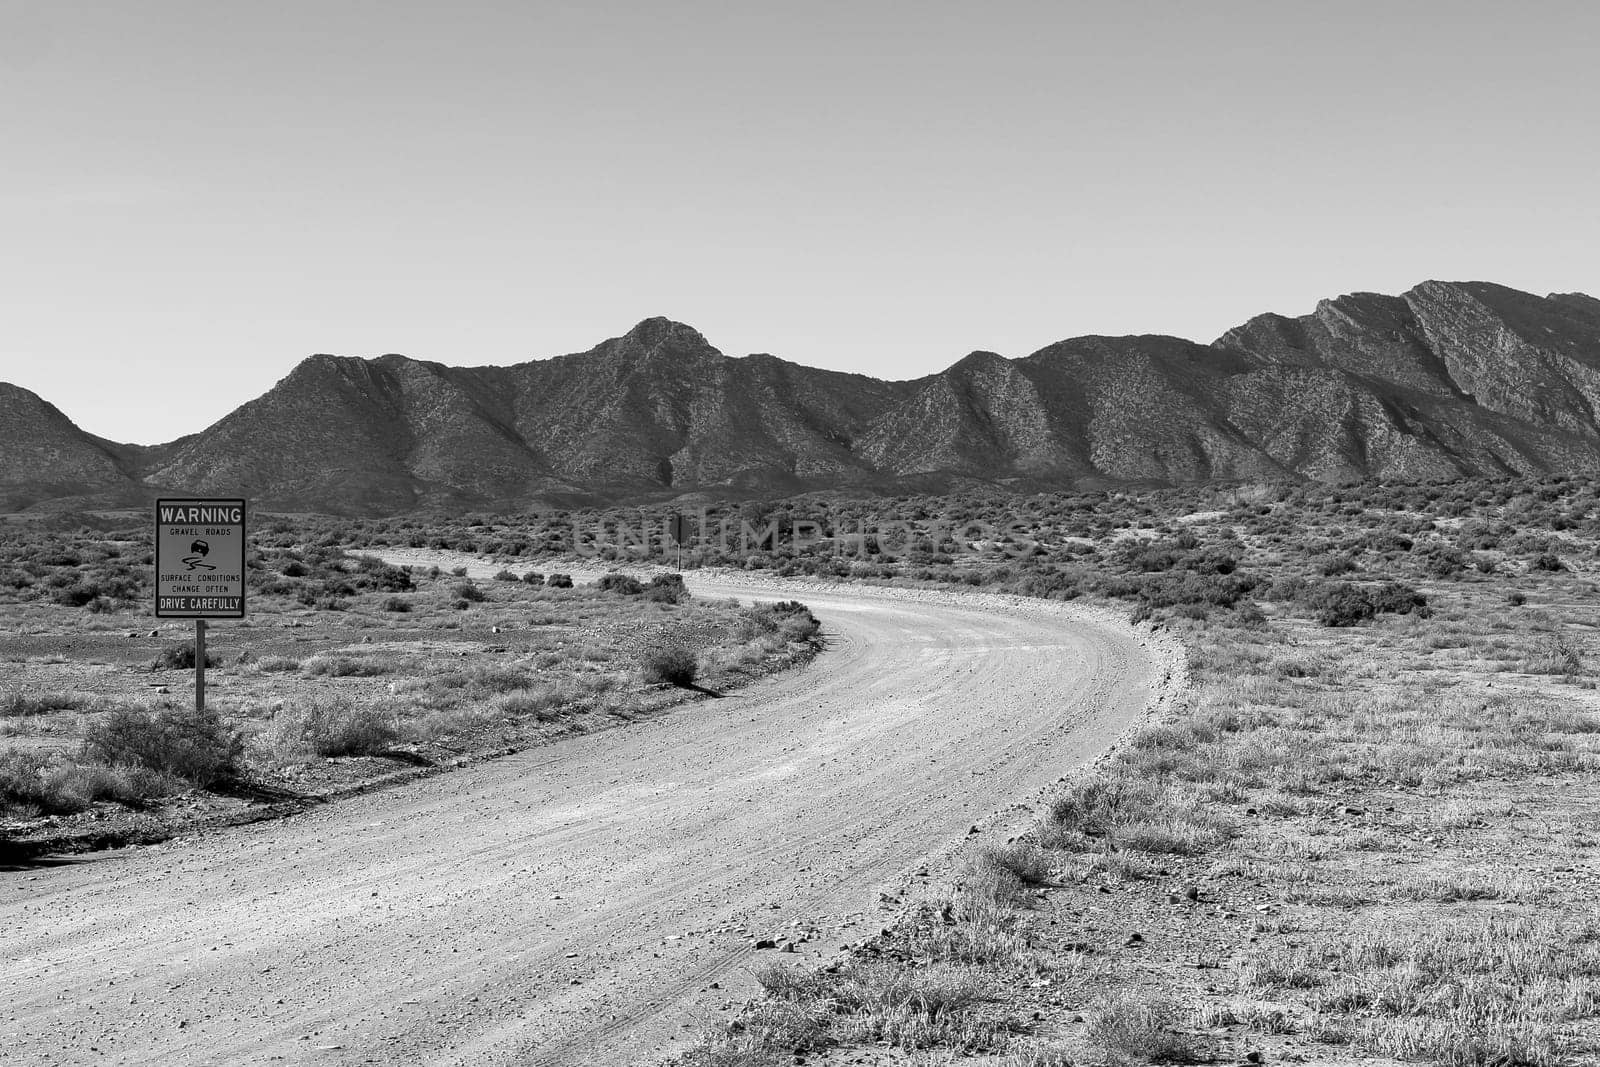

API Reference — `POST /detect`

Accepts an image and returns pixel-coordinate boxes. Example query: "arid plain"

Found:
[3,480,1599,1066]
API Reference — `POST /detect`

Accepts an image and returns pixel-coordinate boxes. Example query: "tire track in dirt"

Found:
[1,568,1170,1066]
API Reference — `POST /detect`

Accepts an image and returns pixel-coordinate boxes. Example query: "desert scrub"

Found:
[0,751,176,815]
[82,704,243,787]
[268,695,398,757]
[740,600,821,642]
[688,959,1000,1062]
[302,653,397,677]
[449,580,487,603]
[645,573,690,604]
[151,642,221,670]
[2,690,93,716]
[640,642,698,686]
[1245,911,1600,1065]
[595,572,645,596]
[1040,776,1234,856]
[1086,993,1195,1064]
[975,841,1054,886]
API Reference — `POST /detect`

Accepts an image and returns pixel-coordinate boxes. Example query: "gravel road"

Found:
[2,569,1169,1066]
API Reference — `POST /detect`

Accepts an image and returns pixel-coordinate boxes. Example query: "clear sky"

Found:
[2,1,1596,444]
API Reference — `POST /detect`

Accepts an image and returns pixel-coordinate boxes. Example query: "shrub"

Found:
[641,643,698,686]
[976,842,1053,885]
[494,569,520,582]
[382,595,412,612]
[0,752,176,815]
[303,654,393,677]
[1087,994,1194,1064]
[1298,580,1428,627]
[546,573,573,588]
[152,642,221,670]
[746,600,821,640]
[1309,583,1378,627]
[597,572,644,595]
[2,691,91,717]
[52,582,104,607]
[450,581,487,603]
[522,571,545,585]
[645,573,689,603]
[272,696,398,757]
[82,704,243,787]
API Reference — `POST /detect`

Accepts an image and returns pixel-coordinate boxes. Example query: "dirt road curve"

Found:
[2,572,1165,1067]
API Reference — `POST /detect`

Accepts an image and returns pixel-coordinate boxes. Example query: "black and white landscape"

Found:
[4,5,1599,1067]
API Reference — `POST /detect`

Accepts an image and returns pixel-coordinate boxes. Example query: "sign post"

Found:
[668,512,691,570]
[154,498,247,710]
[195,620,207,711]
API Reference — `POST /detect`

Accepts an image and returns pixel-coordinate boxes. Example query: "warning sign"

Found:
[154,498,247,618]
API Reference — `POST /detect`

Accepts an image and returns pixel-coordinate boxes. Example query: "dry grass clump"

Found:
[976,841,1054,886]
[1040,776,1234,856]
[687,959,1002,1063]
[2,690,93,716]
[266,695,398,758]
[0,750,178,815]
[492,677,610,721]
[302,653,398,677]
[82,703,243,786]
[740,600,821,642]
[1246,911,1600,1065]
[1086,992,1195,1064]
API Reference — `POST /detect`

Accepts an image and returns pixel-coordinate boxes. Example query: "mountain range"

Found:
[7,280,1600,514]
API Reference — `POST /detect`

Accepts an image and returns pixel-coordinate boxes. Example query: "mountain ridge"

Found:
[7,281,1600,514]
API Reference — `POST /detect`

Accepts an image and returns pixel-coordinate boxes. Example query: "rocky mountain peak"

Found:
[8,280,1600,513]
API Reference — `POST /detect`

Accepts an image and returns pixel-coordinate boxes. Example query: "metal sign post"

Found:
[195,620,207,711]
[668,512,691,570]
[154,498,247,711]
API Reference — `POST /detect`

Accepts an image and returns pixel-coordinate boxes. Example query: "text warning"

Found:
[154,498,247,618]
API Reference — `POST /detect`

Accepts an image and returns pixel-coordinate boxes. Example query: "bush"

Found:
[645,573,689,604]
[0,752,175,815]
[746,600,821,640]
[641,643,698,686]
[82,705,243,787]
[1298,580,1428,627]
[152,642,220,670]
[1307,583,1378,627]
[976,842,1053,885]
[382,595,412,612]
[2,691,90,717]
[303,654,393,677]
[450,581,487,603]
[1087,993,1194,1064]
[522,571,545,586]
[494,569,520,582]
[546,573,573,588]
[273,696,398,757]
[596,572,644,595]
[52,582,104,607]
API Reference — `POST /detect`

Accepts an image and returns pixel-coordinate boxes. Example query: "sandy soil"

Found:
[1,567,1168,1066]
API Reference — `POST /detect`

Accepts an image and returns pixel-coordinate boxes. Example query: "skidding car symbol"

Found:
[182,538,216,572]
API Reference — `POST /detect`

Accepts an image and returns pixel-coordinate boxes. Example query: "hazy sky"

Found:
[3,2,1596,443]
